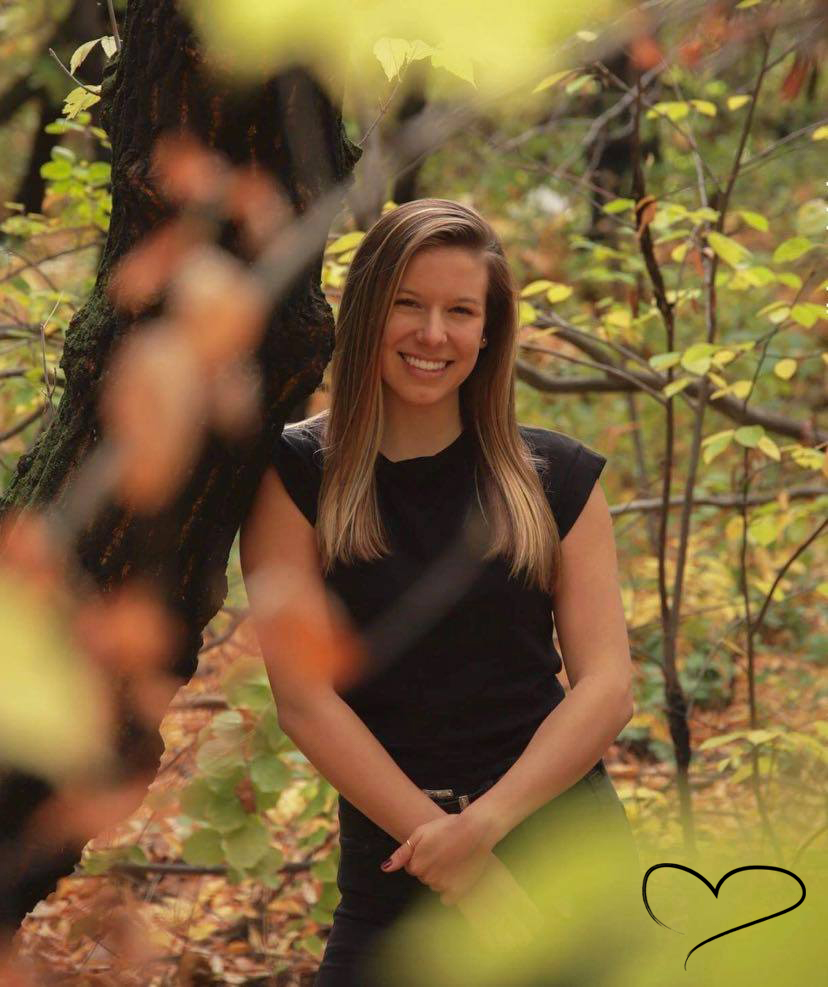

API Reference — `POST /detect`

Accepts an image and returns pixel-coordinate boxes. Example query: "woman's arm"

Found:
[461,479,634,849]
[278,694,449,845]
[240,466,448,846]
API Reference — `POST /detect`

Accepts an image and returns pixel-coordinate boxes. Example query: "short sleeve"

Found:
[521,425,608,541]
[271,426,322,526]
[554,442,607,540]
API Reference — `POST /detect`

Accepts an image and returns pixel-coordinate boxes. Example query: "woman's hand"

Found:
[454,852,545,951]
[379,811,496,905]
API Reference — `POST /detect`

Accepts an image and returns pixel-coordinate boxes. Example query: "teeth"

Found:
[402,353,448,371]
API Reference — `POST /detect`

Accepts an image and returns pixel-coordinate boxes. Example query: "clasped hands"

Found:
[380,808,493,905]
[379,809,544,946]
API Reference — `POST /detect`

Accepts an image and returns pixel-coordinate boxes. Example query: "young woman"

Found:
[241,198,640,986]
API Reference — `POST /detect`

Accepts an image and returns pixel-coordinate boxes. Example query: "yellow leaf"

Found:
[0,572,110,781]
[812,125,828,141]
[532,70,572,93]
[773,358,797,380]
[757,435,781,460]
[326,231,364,254]
[690,99,717,116]
[430,47,476,86]
[520,279,553,297]
[727,94,751,110]
[546,283,573,303]
[70,38,102,75]
[518,301,537,327]
[663,376,692,398]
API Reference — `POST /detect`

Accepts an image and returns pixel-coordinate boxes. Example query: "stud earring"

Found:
[481,335,487,346]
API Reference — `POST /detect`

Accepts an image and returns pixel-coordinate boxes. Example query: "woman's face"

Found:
[380,246,488,411]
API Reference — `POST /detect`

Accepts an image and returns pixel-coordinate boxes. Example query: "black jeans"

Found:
[313,762,641,987]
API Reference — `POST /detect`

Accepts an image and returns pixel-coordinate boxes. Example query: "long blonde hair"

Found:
[298,198,563,595]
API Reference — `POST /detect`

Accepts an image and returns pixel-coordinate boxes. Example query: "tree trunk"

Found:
[0,0,360,933]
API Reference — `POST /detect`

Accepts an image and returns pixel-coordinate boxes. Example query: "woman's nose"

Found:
[418,307,447,342]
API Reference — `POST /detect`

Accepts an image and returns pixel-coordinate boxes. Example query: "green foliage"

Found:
[175,655,338,910]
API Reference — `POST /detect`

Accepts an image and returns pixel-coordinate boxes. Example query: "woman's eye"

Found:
[454,307,473,315]
[395,298,417,307]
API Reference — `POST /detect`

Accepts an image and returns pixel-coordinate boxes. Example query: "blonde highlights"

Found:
[303,198,563,595]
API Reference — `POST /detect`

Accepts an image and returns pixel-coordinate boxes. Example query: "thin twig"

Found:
[106,0,122,51]
[48,48,100,96]
[39,294,62,414]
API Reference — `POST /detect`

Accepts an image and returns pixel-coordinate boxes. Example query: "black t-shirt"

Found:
[270,416,607,792]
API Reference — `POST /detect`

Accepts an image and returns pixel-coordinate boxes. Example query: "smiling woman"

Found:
[241,198,638,987]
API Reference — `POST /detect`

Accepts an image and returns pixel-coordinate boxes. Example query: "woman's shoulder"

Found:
[517,423,608,537]
[518,423,599,469]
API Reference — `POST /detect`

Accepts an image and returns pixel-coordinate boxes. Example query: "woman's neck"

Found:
[379,407,464,462]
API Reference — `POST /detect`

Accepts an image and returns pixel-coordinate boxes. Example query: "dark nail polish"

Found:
[381,858,392,869]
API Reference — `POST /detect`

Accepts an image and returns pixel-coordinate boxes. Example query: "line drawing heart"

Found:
[641,862,806,970]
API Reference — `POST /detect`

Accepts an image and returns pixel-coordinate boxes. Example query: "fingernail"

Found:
[380,858,392,870]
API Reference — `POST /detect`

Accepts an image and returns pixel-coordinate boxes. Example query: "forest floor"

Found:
[11,616,827,986]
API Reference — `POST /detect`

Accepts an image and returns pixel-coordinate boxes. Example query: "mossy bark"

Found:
[0,0,360,930]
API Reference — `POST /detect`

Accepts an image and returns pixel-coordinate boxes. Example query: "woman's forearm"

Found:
[464,675,633,849]
[279,693,448,844]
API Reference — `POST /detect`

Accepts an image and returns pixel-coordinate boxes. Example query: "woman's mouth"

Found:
[399,352,453,376]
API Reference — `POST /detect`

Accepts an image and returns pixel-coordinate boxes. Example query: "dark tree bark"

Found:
[0,0,359,933]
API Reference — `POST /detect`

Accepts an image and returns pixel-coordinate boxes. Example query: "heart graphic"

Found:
[641,863,806,970]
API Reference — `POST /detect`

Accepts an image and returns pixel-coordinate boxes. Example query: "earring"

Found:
[481,335,487,346]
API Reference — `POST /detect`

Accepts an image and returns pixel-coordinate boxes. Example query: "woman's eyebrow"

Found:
[397,288,482,304]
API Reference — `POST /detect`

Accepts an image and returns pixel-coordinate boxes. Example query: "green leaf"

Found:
[706,231,751,268]
[196,736,245,777]
[101,36,118,59]
[250,755,290,792]
[87,162,111,186]
[734,425,764,448]
[772,236,813,264]
[182,827,225,867]
[82,845,148,876]
[222,817,270,870]
[680,343,716,376]
[701,430,734,464]
[663,377,692,398]
[602,198,635,214]
[204,793,248,833]
[790,303,823,329]
[248,846,285,883]
[738,210,768,232]
[179,778,214,820]
[40,160,73,181]
[311,854,338,883]
[649,351,681,372]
